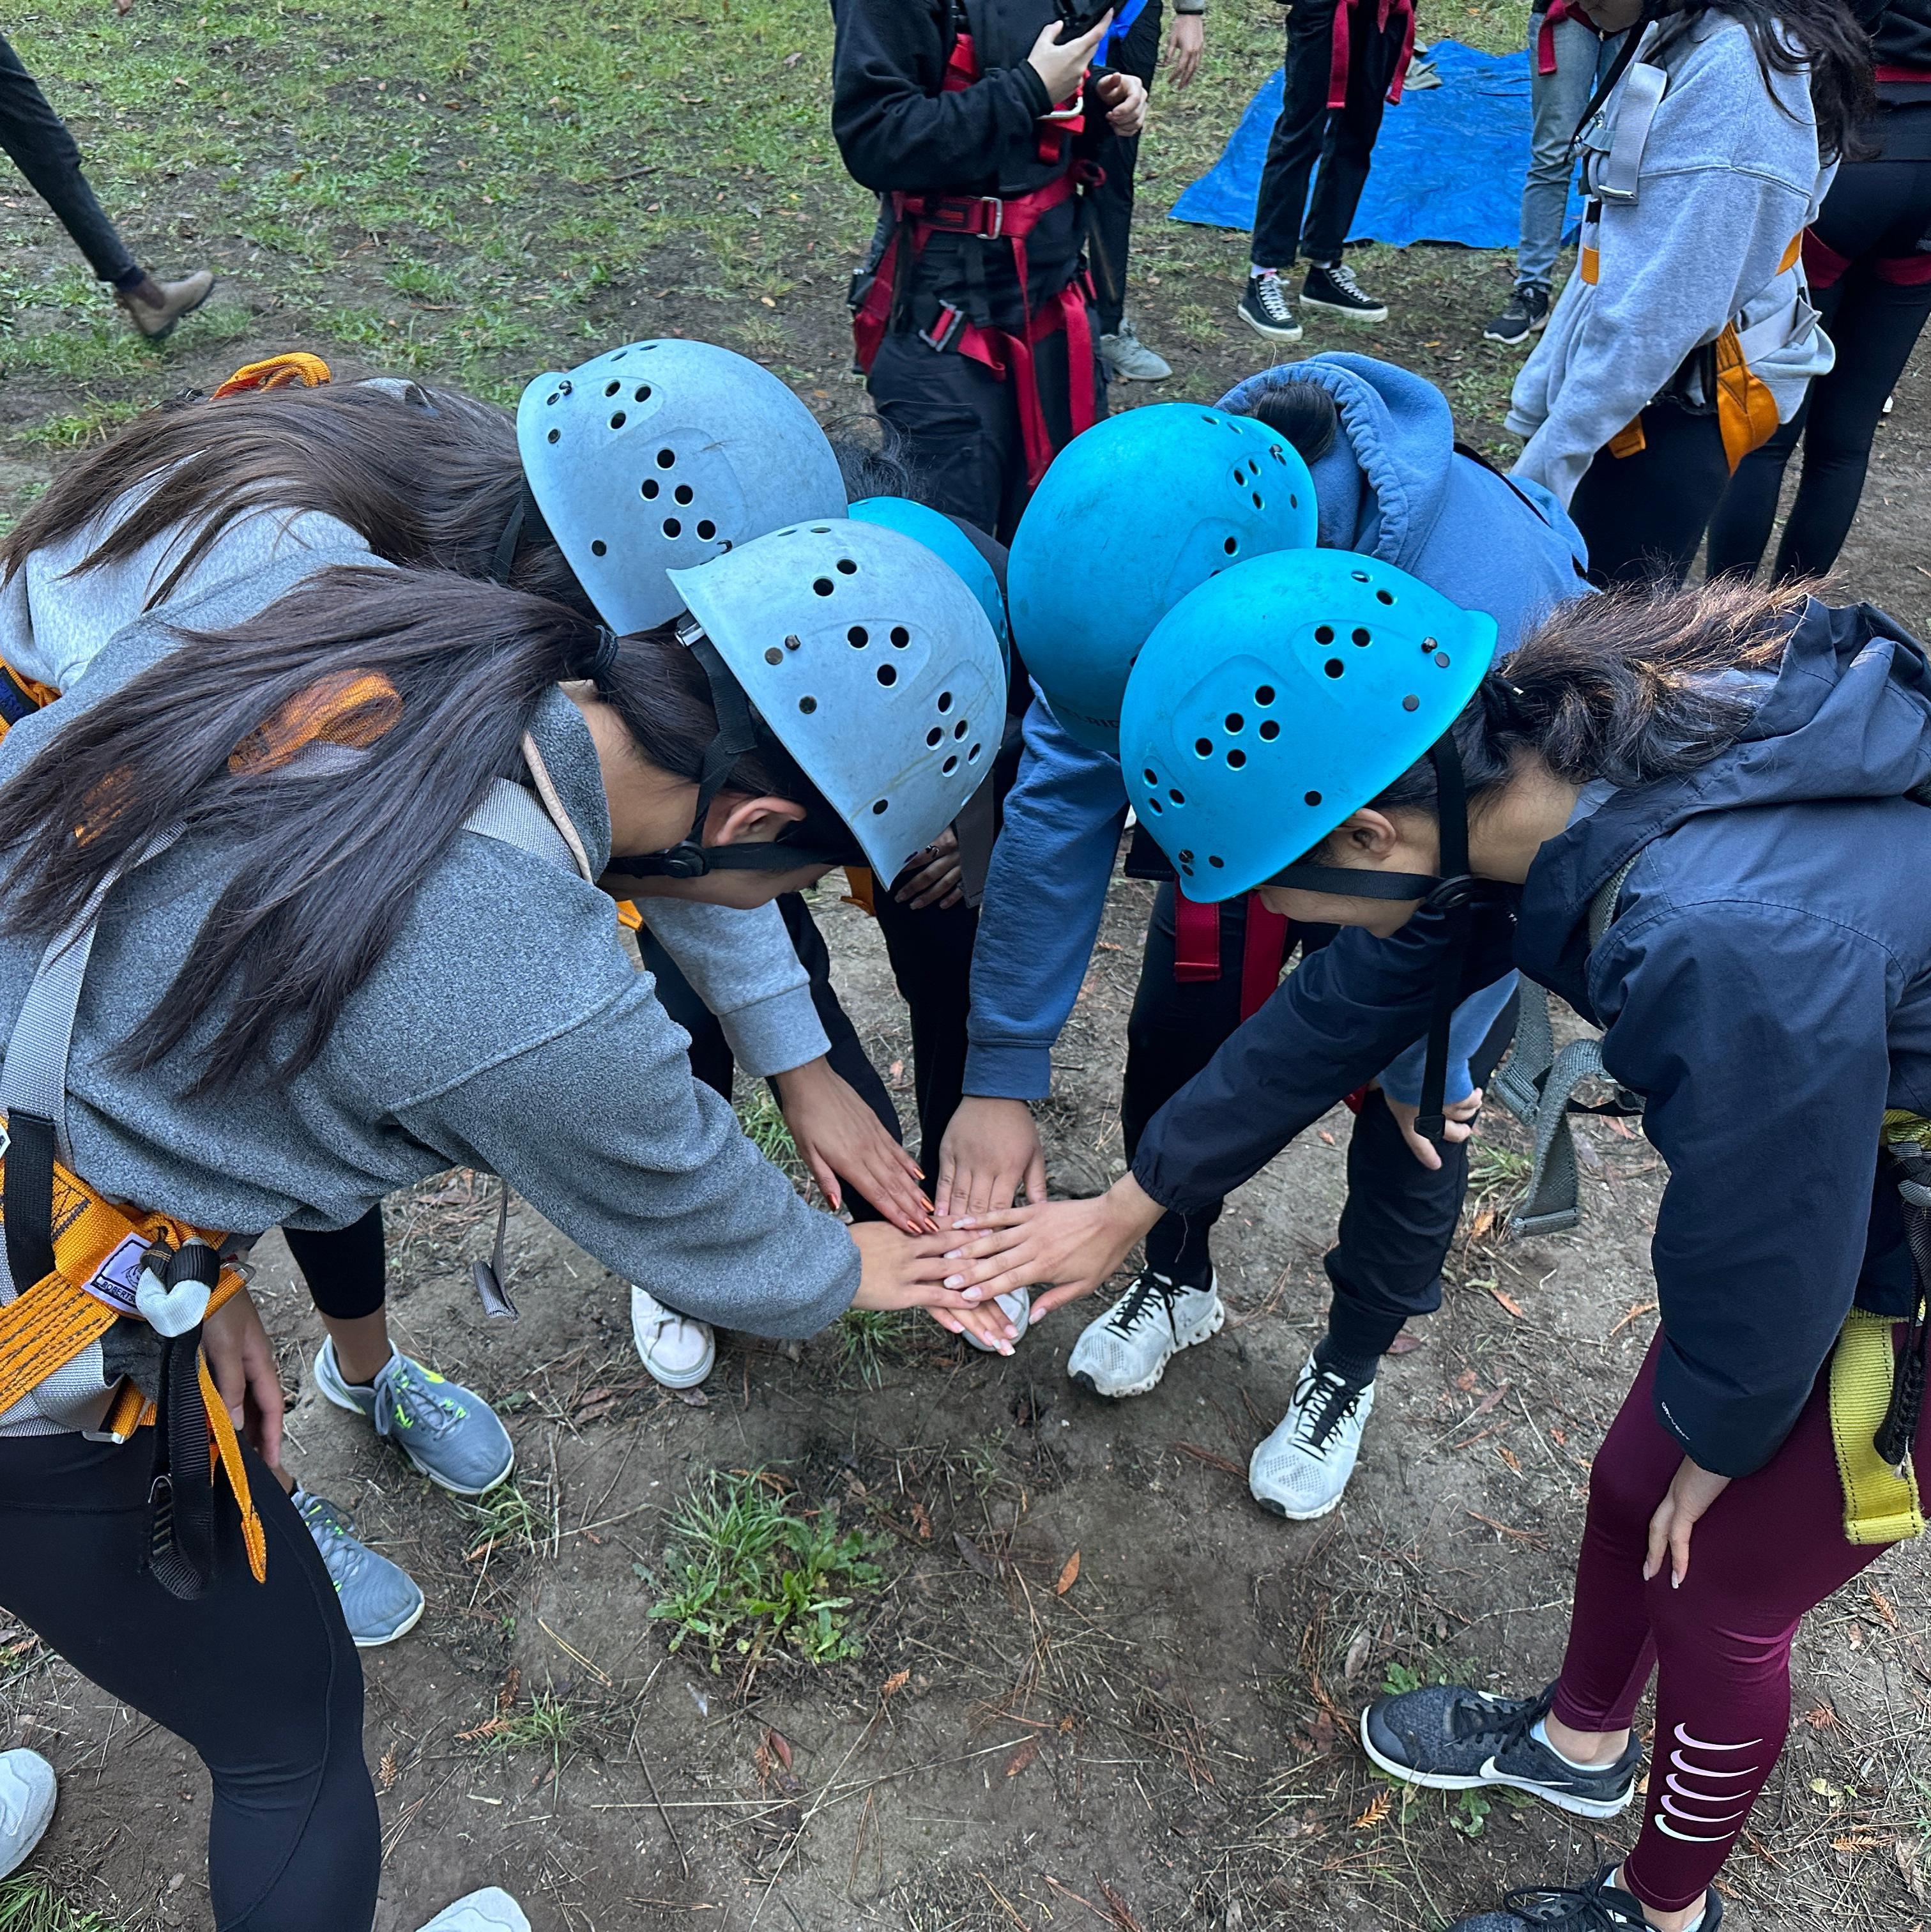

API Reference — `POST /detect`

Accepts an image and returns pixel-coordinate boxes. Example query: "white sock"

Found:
[1608,1866,1704,1932]
[1531,1715,1612,1773]
[1249,263,1281,280]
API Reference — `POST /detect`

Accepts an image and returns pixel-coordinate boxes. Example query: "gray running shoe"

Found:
[294,1488,427,1648]
[1249,1354,1375,1520]
[1099,317,1173,382]
[1067,1269,1222,1398]
[1361,1681,1642,1820]
[0,1751,56,1880]
[415,1888,532,1931]
[316,1339,514,1498]
[1444,1865,1718,1932]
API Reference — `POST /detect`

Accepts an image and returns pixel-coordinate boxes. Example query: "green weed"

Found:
[646,1468,887,1672]
[0,1873,128,1932]
[737,1085,809,1190]
[1450,1790,1493,1837]
[834,1308,908,1388]
[12,400,148,448]
[458,1480,552,1561]
[482,1691,580,1756]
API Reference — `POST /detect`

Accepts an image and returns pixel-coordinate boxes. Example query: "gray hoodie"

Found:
[1507,13,1835,506]
[0,546,863,1345]
[0,494,830,1079]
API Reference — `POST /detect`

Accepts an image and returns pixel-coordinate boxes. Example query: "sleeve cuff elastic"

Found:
[719,985,831,1080]
[963,1039,1054,1101]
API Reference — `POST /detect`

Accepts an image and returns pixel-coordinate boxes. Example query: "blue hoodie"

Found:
[963,353,1589,1106]
[1136,598,1931,1478]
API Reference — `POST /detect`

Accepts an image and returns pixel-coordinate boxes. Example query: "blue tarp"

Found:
[1168,38,1584,250]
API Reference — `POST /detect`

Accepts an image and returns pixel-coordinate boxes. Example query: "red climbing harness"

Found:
[851,32,1101,487]
[1173,887,1294,1023]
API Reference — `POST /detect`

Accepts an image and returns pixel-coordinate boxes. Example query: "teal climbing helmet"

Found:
[849,495,1011,673]
[1118,550,1499,901]
[1007,403,1318,753]
[517,339,846,633]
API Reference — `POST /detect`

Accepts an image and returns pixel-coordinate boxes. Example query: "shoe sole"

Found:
[1237,304,1304,344]
[632,1329,716,1389]
[1300,295,1387,323]
[1106,365,1175,383]
[314,1353,515,1499]
[1069,1299,1226,1400]
[1482,313,1550,346]
[1357,1711,1635,1819]
[1252,1485,1346,1522]
[352,1591,427,1650]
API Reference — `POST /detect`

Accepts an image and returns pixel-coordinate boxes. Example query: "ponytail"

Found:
[0,565,816,1093]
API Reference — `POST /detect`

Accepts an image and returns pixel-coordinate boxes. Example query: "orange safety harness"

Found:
[851,31,1101,489]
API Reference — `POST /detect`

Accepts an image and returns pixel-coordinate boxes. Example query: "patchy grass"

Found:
[457,1479,552,1563]
[480,1690,581,1757]
[0,1874,127,1932]
[646,1467,887,1673]
[736,1083,811,1193]
[833,1307,908,1389]
[10,399,149,448]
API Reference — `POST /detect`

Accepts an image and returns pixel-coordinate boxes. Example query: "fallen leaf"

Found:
[1387,1330,1424,1356]
[1343,1629,1371,1682]
[882,1668,911,1698]
[1550,1425,1569,1447]
[378,1747,397,1791]
[1352,1790,1393,1830]
[1868,1585,1900,1630]
[1488,1285,1525,1318]
[1055,1550,1081,1596]
[1470,1208,1496,1241]
[1470,1383,1508,1419]
[676,1386,710,1408]
[954,1530,1000,1579]
[910,1499,933,1540]
[1318,1130,1337,1146]
[765,1728,793,1772]
[1005,1738,1039,1777]
[1454,1369,1479,1392]
[782,48,803,65]
[1307,1708,1337,1753]
[1497,1445,1523,1475]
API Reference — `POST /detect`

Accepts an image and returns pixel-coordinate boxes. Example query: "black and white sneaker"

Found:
[1360,1682,1642,1820]
[1067,1268,1223,1397]
[1301,259,1387,322]
[1483,284,1551,345]
[1249,1354,1375,1519]
[1237,270,1304,342]
[1443,1866,1719,1932]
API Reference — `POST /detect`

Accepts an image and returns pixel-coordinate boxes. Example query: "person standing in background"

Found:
[1235,0,1417,341]
[1090,0,1206,383]
[1484,2,1628,344]
[1,32,212,338]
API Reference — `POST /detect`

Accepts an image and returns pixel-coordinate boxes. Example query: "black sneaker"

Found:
[1443,1865,1721,1932]
[1237,271,1304,343]
[1301,259,1387,322]
[1360,1682,1641,1819]
[1483,284,1551,346]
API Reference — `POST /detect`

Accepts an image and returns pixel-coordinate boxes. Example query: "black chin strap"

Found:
[611,627,860,878]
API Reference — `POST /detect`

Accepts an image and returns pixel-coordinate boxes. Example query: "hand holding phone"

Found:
[1028,10,1111,102]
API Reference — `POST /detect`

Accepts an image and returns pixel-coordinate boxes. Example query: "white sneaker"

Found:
[415,1890,531,1932]
[1067,1269,1222,1398]
[1099,318,1173,382]
[963,1287,1031,1352]
[630,1285,715,1389]
[0,1750,54,1880]
[1248,1353,1376,1521]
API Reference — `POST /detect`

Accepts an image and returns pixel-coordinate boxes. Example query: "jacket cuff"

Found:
[719,985,831,1080]
[963,1039,1053,1101]
[1014,60,1054,119]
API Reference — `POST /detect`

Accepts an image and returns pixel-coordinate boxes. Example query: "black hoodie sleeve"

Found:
[833,0,1054,193]
[1131,902,1520,1214]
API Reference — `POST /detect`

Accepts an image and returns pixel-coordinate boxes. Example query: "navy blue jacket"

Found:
[1135,599,1931,1476]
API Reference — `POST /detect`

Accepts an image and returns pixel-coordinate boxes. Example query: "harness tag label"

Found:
[84,1233,151,1317]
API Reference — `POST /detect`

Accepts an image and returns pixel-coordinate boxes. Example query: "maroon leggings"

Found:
[1551,1335,1930,1914]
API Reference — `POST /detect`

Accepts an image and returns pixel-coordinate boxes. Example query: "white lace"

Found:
[1320,261,1373,303]
[1249,273,1294,325]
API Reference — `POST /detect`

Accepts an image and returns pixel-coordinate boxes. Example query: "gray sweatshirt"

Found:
[0,494,830,1078]
[0,544,862,1340]
[1507,14,1834,507]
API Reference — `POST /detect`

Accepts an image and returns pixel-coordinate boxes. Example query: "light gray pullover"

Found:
[0,544,864,1340]
[0,496,830,1078]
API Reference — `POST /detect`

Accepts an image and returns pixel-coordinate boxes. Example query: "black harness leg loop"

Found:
[3,1111,57,1296]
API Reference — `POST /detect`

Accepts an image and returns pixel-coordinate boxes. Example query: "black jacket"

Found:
[832,0,1099,330]
[1872,0,1931,72]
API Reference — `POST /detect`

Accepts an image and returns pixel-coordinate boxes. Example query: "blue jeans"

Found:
[1517,10,1624,291]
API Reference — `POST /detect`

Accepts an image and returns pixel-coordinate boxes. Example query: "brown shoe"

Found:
[114,268,216,340]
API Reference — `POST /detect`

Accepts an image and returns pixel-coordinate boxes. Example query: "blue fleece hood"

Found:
[1217,354,1589,652]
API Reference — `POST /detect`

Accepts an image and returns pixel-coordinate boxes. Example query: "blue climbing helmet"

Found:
[849,495,1011,673]
[1118,549,1497,901]
[1007,403,1318,753]
[652,519,1006,884]
[516,339,846,633]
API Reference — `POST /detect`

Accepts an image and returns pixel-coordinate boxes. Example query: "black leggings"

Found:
[1122,884,1517,1372]
[0,32,138,284]
[0,1434,378,1929]
[1568,397,1732,587]
[1706,119,1931,581]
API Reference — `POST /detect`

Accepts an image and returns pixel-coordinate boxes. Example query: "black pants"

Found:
[872,888,977,1192]
[1568,397,1732,588]
[1088,0,1163,336]
[1706,119,1931,582]
[0,32,137,284]
[867,321,1105,543]
[1121,884,1516,1369]
[0,1434,378,1930]
[284,1207,387,1324]
[1250,0,1407,270]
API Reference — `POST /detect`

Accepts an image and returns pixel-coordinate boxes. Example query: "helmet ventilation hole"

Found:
[967,742,982,761]
[929,729,945,747]
[1223,537,1239,555]
[1325,659,1344,678]
[609,413,626,430]
[799,696,818,714]
[663,519,682,539]
[890,625,910,647]
[1305,790,1322,807]
[942,755,959,775]
[1290,493,1299,508]
[641,479,659,499]
[1143,769,1158,785]
[1403,694,1421,711]
[546,428,560,444]
[872,799,889,815]
[590,540,607,556]
[1315,625,1335,645]
[1255,685,1275,705]
[1252,494,1263,510]
[1209,855,1225,869]
[675,484,694,505]
[697,521,716,540]
[848,626,869,648]
[876,665,897,687]
[1194,738,1212,757]
[936,691,953,713]
[1377,588,1394,605]
[1148,796,1164,813]
[953,719,968,739]
[634,384,652,402]
[1352,569,1370,583]
[1353,627,1372,647]
[1260,719,1280,740]
[604,380,621,397]
[813,578,835,597]
[1168,788,1184,805]
[657,448,676,468]
[836,558,859,575]
[1227,749,1247,769]
[1224,712,1244,733]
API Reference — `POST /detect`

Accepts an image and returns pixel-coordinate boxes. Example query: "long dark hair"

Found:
[0,566,816,1093]
[0,383,593,615]
[1366,577,1805,819]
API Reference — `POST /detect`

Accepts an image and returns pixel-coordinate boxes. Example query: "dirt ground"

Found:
[1,0,1930,1926]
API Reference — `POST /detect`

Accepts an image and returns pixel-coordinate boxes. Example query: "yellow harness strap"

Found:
[1831,1310,1926,1545]
[1711,319,1782,472]
[843,865,878,917]
[211,353,333,399]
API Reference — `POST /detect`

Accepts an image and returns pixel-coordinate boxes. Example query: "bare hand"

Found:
[892,826,963,910]
[1095,69,1147,134]
[935,1095,1047,1220]
[201,1287,285,1472]
[1383,1087,1485,1172]
[775,1057,933,1232]
[941,1174,1163,1320]
[1644,1455,1732,1589]
[1163,10,1205,86]
[848,1221,1018,1353]
[1028,12,1110,105]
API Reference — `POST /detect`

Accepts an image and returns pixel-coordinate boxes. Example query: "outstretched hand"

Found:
[775,1057,933,1233]
[936,1095,1048,1220]
[847,1220,1020,1354]
[938,1174,1165,1321]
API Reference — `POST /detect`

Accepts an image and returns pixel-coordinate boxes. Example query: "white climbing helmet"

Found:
[515,339,846,632]
[669,519,1005,882]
